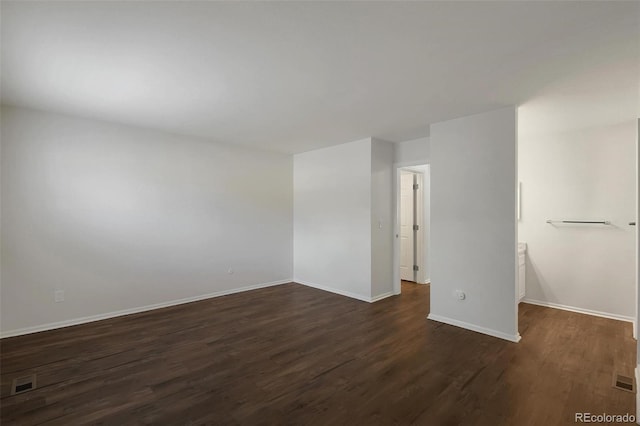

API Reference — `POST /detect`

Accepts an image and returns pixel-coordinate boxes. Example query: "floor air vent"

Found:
[11,374,36,395]
[613,373,635,393]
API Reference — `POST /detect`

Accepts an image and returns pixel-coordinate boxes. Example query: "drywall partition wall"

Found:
[518,116,636,322]
[293,138,373,301]
[0,106,293,336]
[429,107,519,342]
[371,139,395,300]
[394,137,430,166]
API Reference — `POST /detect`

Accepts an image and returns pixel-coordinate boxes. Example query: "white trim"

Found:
[371,292,394,302]
[427,313,521,343]
[415,172,426,285]
[394,159,429,168]
[393,166,402,294]
[636,364,640,425]
[294,279,370,302]
[626,122,637,426]
[522,298,635,325]
[0,279,291,339]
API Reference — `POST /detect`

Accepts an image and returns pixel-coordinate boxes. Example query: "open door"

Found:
[399,171,416,282]
[399,170,426,284]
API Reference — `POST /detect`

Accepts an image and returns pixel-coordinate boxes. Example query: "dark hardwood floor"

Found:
[1,282,635,425]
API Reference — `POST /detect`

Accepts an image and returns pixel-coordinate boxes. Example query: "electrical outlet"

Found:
[54,290,65,303]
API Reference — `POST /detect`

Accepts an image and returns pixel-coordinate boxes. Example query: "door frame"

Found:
[629,119,638,341]
[399,171,425,283]
[393,161,429,294]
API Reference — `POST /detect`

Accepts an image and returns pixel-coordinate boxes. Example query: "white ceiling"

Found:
[1,1,638,154]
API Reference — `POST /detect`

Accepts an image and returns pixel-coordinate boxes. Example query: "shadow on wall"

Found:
[523,254,555,304]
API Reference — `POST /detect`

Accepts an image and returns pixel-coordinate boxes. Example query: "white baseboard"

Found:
[293,279,371,302]
[521,298,635,326]
[0,279,291,339]
[370,292,394,302]
[427,313,521,343]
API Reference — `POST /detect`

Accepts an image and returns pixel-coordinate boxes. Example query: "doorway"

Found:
[394,164,430,294]
[517,112,638,346]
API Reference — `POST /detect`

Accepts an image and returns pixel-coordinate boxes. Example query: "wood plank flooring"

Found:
[0,282,636,425]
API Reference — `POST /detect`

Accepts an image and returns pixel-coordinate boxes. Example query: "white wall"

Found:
[394,137,430,165]
[0,106,293,336]
[293,137,394,302]
[428,107,519,342]
[293,139,373,301]
[518,115,636,321]
[371,139,395,300]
